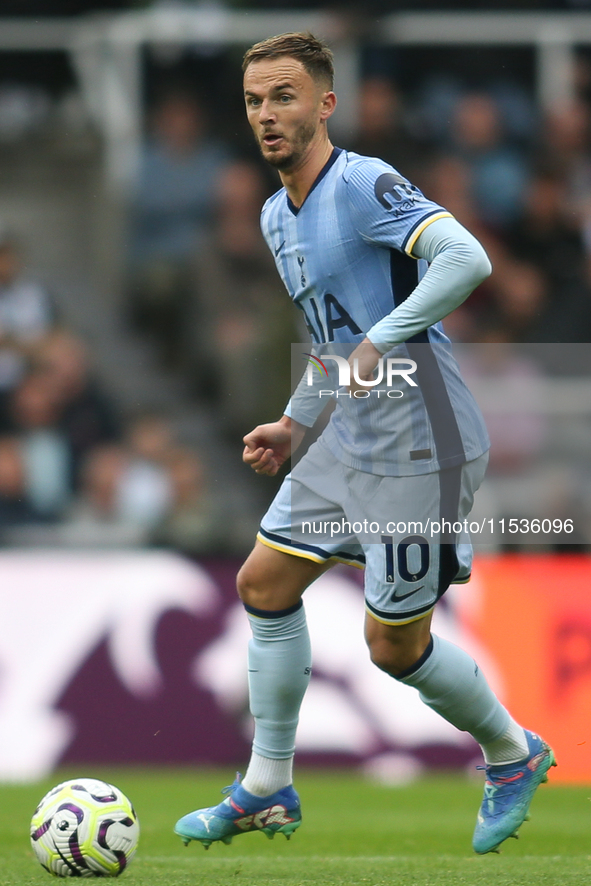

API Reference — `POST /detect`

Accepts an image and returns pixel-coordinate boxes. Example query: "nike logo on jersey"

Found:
[390,585,424,602]
[274,240,285,256]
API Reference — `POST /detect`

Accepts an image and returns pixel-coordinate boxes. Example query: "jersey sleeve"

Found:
[365,216,492,350]
[259,197,274,252]
[344,158,452,257]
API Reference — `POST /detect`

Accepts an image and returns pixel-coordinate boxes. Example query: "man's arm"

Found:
[243,414,307,476]
[367,215,491,350]
[349,216,491,384]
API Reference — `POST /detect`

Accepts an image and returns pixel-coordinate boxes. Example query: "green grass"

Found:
[2,768,590,885]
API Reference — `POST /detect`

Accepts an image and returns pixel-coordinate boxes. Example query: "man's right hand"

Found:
[243,415,307,476]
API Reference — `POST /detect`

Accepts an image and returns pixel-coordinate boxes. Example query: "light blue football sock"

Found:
[397,633,511,744]
[244,602,312,761]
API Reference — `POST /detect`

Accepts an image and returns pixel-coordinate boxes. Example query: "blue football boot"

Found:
[472,730,557,854]
[174,773,302,849]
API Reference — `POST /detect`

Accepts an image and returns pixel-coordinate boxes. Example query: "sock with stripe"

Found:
[397,633,528,762]
[241,602,311,797]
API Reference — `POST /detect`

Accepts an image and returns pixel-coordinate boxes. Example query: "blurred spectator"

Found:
[448,92,529,228]
[115,413,174,528]
[459,341,547,475]
[421,154,483,235]
[0,227,55,393]
[421,129,591,343]
[31,330,121,488]
[189,159,300,438]
[539,98,591,186]
[65,444,147,547]
[0,435,36,527]
[127,91,230,366]
[480,260,547,342]
[0,329,122,532]
[150,446,226,556]
[76,444,127,522]
[460,341,584,548]
[350,76,430,181]
[539,99,591,282]
[69,414,223,553]
[67,418,173,542]
[504,163,591,341]
[8,369,71,520]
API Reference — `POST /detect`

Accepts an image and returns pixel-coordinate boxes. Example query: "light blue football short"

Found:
[258,438,488,624]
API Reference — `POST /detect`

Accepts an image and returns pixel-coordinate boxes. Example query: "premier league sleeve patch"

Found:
[344,158,451,254]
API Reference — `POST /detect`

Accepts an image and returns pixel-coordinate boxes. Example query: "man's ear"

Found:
[320,91,337,122]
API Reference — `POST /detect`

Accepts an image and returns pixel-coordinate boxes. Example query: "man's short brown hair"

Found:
[242,32,334,90]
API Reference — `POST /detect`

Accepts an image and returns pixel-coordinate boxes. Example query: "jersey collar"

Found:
[286,146,343,216]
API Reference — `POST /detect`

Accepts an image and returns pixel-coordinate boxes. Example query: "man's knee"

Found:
[236,559,264,607]
[365,617,432,677]
[236,543,315,611]
[367,636,393,674]
[367,635,419,676]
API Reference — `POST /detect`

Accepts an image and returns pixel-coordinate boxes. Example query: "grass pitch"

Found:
[1,768,589,886]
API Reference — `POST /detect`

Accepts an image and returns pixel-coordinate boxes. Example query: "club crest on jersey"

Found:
[297,254,306,286]
[374,172,419,214]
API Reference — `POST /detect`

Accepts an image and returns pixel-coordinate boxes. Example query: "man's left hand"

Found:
[347,338,382,395]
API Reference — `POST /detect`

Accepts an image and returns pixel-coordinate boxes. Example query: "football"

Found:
[30,778,139,877]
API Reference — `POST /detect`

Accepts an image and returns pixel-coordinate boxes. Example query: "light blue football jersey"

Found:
[260,147,489,476]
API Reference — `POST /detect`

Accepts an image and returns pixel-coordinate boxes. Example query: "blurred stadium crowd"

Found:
[1,3,591,553]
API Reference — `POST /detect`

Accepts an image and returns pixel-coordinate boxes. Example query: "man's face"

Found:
[243,57,329,170]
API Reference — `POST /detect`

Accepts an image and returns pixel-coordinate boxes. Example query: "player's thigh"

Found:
[359,455,488,625]
[237,539,333,611]
[363,534,449,625]
[257,440,365,572]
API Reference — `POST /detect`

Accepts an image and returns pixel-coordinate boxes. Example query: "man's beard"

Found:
[259,119,317,169]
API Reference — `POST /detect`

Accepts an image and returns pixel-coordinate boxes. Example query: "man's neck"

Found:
[279,138,334,208]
